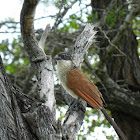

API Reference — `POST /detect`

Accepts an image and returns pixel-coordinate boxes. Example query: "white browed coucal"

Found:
[55,53,127,140]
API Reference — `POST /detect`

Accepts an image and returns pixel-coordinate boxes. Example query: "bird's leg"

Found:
[67,98,80,114]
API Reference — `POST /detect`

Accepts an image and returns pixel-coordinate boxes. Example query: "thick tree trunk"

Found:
[107,28,140,140]
[91,0,140,139]
[0,56,35,140]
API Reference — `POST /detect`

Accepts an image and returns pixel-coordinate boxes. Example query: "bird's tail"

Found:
[101,107,127,140]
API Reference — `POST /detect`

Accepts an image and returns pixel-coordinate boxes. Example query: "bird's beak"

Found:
[54,55,59,61]
[54,55,61,60]
[54,55,60,64]
[53,55,59,65]
[54,55,59,62]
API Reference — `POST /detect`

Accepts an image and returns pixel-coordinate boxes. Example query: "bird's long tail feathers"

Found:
[101,107,127,140]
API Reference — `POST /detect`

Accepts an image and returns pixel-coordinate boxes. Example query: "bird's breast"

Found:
[57,66,78,99]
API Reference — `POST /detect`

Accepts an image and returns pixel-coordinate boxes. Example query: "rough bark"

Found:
[0,59,58,139]
[20,0,57,139]
[0,56,33,140]
[91,0,140,139]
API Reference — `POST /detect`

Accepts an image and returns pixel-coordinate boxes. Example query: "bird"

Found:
[55,53,127,140]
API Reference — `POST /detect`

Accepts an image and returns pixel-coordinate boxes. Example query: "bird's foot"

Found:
[67,98,80,115]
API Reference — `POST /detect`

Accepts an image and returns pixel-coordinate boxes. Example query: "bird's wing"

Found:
[66,69,105,109]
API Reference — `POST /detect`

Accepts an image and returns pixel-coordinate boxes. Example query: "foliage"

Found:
[132,18,140,55]
[106,6,127,28]
[61,14,81,32]
[0,37,29,76]
[87,13,98,23]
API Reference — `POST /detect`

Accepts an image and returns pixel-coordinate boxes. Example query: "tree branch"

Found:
[38,24,51,50]
[84,56,140,119]
[97,67,140,119]
[20,0,46,62]
[95,0,116,27]
[104,0,140,61]
[20,0,55,111]
[61,24,97,139]
[72,23,97,67]
[53,0,78,29]
[20,0,56,138]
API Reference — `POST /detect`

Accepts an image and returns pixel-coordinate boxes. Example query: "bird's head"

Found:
[54,53,74,72]
[54,53,72,61]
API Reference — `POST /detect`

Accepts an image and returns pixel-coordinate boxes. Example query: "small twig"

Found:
[0,31,20,34]
[95,0,116,27]
[38,24,51,50]
[53,0,78,29]
[99,27,126,56]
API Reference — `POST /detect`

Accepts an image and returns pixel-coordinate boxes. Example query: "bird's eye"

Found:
[61,55,65,59]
